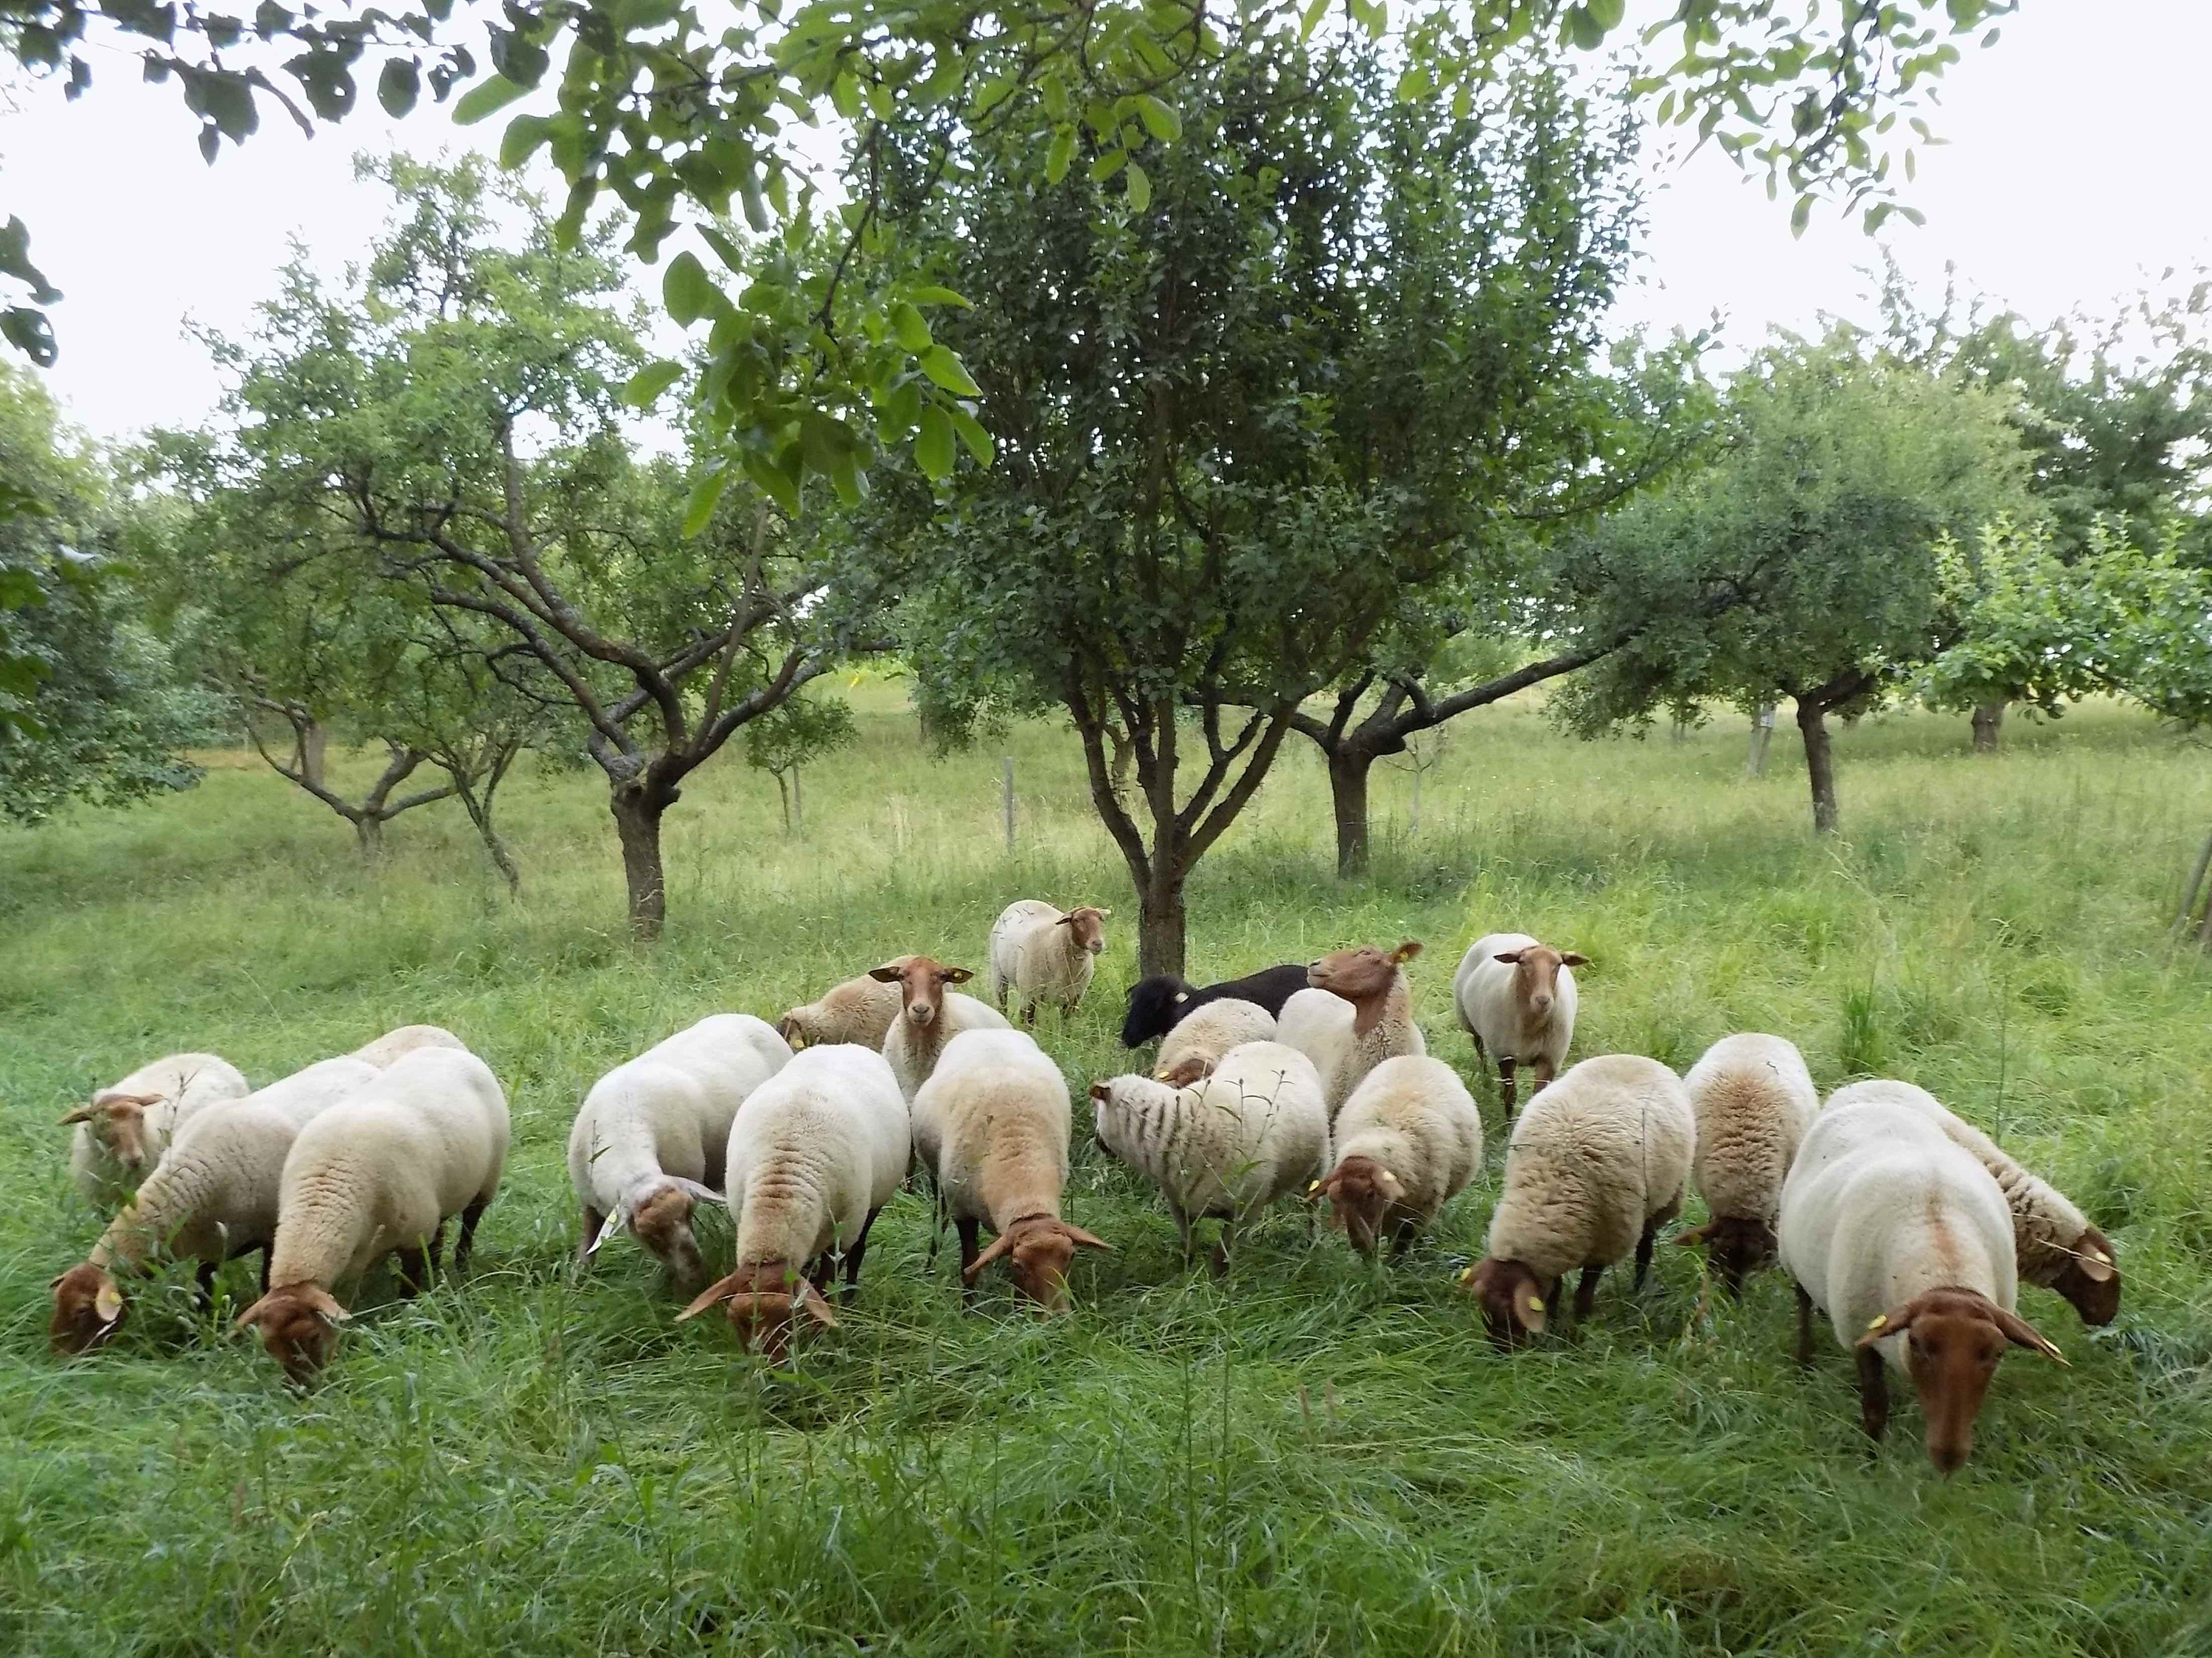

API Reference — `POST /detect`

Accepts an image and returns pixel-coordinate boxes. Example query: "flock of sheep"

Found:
[46,897,2118,1472]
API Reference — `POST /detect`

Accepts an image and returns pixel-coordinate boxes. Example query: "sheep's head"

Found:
[1308,1156,1407,1256]
[2048,1225,2121,1326]
[58,1092,165,1177]
[234,1283,351,1384]
[1056,906,1112,957]
[1858,1286,2065,1474]
[629,1182,709,1285]
[1308,941,1422,1034]
[964,1213,1112,1312]
[1673,1215,1778,1298]
[1119,975,1192,1048]
[872,957,973,1029]
[1490,943,1587,1023]
[1461,1257,1554,1349]
[677,1261,838,1362]
[776,1012,814,1050]
[49,1262,126,1355]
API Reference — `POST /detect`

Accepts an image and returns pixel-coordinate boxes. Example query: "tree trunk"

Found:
[1138,868,1187,980]
[611,783,671,941]
[1971,701,2006,754]
[1329,745,1375,879]
[353,814,384,863]
[1796,697,1839,835]
[1107,725,1133,801]
[456,785,522,897]
[299,718,328,790]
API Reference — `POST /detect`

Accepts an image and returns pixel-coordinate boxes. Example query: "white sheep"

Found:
[232,1046,509,1382]
[986,899,1111,1024]
[1452,933,1585,1117]
[1779,1090,2067,1471]
[1829,1078,2120,1327]
[49,1055,381,1354]
[676,1044,910,1359]
[349,1025,467,1067]
[568,1014,793,1283]
[1311,1055,1484,1258]
[777,958,917,1051]
[1088,1039,1326,1269]
[1462,1053,1694,1345]
[913,1028,1110,1309]
[62,1052,251,1211]
[875,955,1012,1101]
[1276,941,1427,1117]
[1673,1034,1818,1296]
[1152,998,1277,1087]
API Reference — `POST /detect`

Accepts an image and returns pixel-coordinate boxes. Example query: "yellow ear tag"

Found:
[1526,1295,1544,1312]
[1307,1180,1323,1194]
[94,1284,123,1323]
[1867,1314,1888,1331]
[2093,1251,2111,1264]
[1458,1267,1475,1284]
[1381,1168,1397,1182]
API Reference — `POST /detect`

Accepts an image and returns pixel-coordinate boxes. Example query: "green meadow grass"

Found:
[4,687,2211,1657]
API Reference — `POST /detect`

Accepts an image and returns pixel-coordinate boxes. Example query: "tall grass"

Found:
[4,690,2211,1657]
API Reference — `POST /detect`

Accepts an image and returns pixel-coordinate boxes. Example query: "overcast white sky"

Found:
[4,3,2208,443]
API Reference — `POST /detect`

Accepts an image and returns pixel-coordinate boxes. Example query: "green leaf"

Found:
[1586,0,1625,29]
[499,114,549,170]
[1789,193,1812,238]
[1124,162,1151,214]
[1133,95,1180,143]
[378,58,420,119]
[1,307,58,366]
[946,403,993,467]
[908,285,970,309]
[623,360,687,408]
[663,251,722,326]
[919,346,981,397]
[683,464,732,536]
[699,225,747,274]
[915,405,955,481]
[453,76,530,126]
[891,302,932,354]
[742,450,800,515]
[1045,125,1075,185]
[1089,148,1127,184]
[1299,0,1329,41]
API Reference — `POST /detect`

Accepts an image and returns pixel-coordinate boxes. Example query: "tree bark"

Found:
[1138,868,1187,980]
[454,784,522,896]
[611,781,672,941]
[1329,745,1377,879]
[1796,697,1839,835]
[1971,701,2006,754]
[353,815,384,862]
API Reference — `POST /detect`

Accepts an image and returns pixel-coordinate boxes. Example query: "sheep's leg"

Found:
[1855,1346,1890,1443]
[195,1258,219,1312]
[426,1221,446,1275]
[258,1245,273,1298]
[1573,1265,1603,1322]
[1634,1216,1660,1290]
[807,1255,835,1295]
[1792,1281,1815,1368]
[1022,1001,1037,1028]
[577,1205,605,1270]
[957,1217,981,1308]
[1470,1031,1486,1064]
[395,1245,431,1299]
[1389,1219,1419,1259]
[1532,1057,1557,1098]
[1172,1208,1195,1270]
[1498,1057,1518,1118]
[1210,1221,1234,1278]
[454,1195,488,1273]
[842,1208,881,1298]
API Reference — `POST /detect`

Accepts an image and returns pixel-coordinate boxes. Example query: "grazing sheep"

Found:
[1779,1090,2066,1472]
[777,958,918,1051]
[1452,933,1585,1117]
[914,1028,1110,1309]
[1152,998,1276,1087]
[1276,941,1427,1116]
[50,1056,380,1354]
[232,1048,509,1383]
[1463,1053,1694,1347]
[62,1053,251,1212]
[1088,1039,1326,1269]
[1119,964,1312,1049]
[1311,1056,1483,1258]
[677,1044,910,1360]
[349,1025,467,1067]
[1829,1079,2120,1327]
[876,955,1012,1101]
[1674,1034,1819,1296]
[987,899,1111,1023]
[568,1014,793,1283]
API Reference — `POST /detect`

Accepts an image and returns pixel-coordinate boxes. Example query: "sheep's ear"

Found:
[1492,951,1523,965]
[801,1282,841,1328]
[585,1207,627,1255]
[1674,1222,1713,1248]
[866,966,904,983]
[1392,941,1422,963]
[676,1270,748,1322]
[57,1104,98,1126]
[300,1287,351,1326]
[1992,1306,2067,1365]
[233,1295,274,1332]
[944,967,973,984]
[1558,952,1589,968]
[1054,914,1077,927]
[94,1283,124,1324]
[963,1230,1018,1283]
[1854,1303,1916,1348]
[2076,1236,2118,1283]
[1375,1167,1407,1202]
[1088,1081,1112,1105]
[668,1177,723,1206]
[1094,908,1112,919]
[1517,1285,1548,1333]
[776,1017,804,1045]
[1062,1224,1113,1253]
